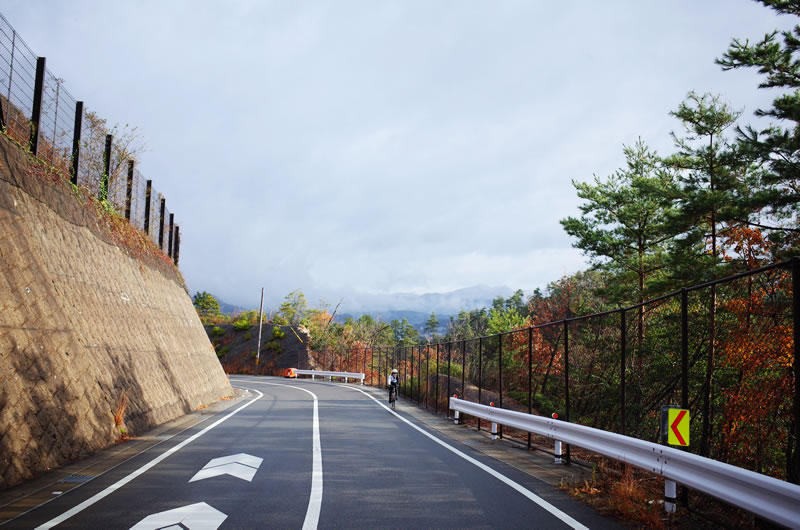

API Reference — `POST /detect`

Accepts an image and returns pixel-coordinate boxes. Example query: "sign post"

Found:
[661,405,690,513]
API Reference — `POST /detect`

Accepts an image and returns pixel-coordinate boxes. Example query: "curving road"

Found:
[5,376,620,529]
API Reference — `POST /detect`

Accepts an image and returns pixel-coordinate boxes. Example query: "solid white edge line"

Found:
[34,388,264,530]
[233,379,322,530]
[346,385,590,530]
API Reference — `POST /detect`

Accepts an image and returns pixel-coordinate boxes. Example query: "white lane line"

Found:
[347,386,590,530]
[34,388,264,530]
[235,380,322,530]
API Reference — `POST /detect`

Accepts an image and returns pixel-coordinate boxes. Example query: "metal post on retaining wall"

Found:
[125,160,134,221]
[621,308,627,436]
[167,213,175,258]
[478,337,483,431]
[70,101,83,184]
[173,227,180,265]
[425,346,430,409]
[143,180,152,234]
[158,197,166,250]
[564,318,571,464]
[30,57,45,155]
[417,346,421,403]
[101,134,112,201]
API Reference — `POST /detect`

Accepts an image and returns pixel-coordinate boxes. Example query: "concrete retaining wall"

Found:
[0,135,232,489]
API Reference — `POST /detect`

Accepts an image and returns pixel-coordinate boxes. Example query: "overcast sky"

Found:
[4,1,795,312]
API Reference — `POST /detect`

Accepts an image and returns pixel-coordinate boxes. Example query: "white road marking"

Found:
[129,501,226,529]
[188,453,263,482]
[34,389,263,530]
[233,380,322,530]
[347,386,590,530]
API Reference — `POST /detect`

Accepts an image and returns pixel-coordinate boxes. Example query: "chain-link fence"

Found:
[314,259,799,485]
[0,13,180,263]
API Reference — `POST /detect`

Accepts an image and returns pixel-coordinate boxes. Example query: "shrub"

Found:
[210,326,226,338]
[264,340,283,353]
[243,331,252,340]
[272,326,286,339]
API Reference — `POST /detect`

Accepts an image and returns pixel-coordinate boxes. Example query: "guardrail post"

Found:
[491,422,498,441]
[70,101,83,184]
[554,440,563,464]
[30,57,45,155]
[664,479,677,513]
[125,160,134,221]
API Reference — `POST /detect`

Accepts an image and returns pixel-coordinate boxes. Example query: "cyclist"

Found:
[387,368,399,404]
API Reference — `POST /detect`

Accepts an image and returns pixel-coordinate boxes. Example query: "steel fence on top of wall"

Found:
[0,12,180,264]
[312,259,799,487]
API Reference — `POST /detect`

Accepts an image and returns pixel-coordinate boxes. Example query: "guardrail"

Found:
[294,369,365,384]
[449,397,800,527]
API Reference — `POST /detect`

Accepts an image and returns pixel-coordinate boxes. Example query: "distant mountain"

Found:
[217,297,247,315]
[335,284,514,333]
[342,285,514,315]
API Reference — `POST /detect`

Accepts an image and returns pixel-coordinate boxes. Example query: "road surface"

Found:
[4,375,620,529]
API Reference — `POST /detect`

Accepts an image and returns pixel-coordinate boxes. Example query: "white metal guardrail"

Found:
[449,398,800,527]
[293,369,365,384]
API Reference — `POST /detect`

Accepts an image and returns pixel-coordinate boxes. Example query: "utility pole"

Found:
[255,288,264,366]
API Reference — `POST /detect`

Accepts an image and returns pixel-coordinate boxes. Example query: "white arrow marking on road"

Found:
[129,502,227,529]
[189,453,263,482]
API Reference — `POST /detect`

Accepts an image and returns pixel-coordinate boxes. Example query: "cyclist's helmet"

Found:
[391,368,398,374]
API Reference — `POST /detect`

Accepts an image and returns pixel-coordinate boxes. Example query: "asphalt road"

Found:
[5,376,620,529]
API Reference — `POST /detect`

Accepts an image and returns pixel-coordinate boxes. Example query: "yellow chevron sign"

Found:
[667,408,690,446]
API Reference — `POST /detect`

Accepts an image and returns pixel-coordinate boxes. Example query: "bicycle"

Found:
[388,383,398,410]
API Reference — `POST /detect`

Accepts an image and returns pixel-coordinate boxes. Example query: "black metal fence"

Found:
[0,13,180,262]
[314,258,799,485]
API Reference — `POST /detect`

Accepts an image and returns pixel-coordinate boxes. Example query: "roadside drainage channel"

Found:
[0,389,248,525]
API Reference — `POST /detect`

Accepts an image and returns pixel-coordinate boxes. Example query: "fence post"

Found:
[370,348,374,386]
[791,258,800,484]
[425,346,430,409]
[168,213,175,258]
[143,180,152,234]
[70,101,83,184]
[435,344,440,414]
[621,309,627,436]
[447,342,452,419]
[417,346,421,403]
[158,197,166,250]
[498,333,503,438]
[564,318,571,464]
[30,57,46,155]
[101,134,112,201]
[478,337,483,431]
[528,327,533,449]
[125,160,134,221]
[173,226,180,265]
[50,78,60,150]
[461,340,466,400]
